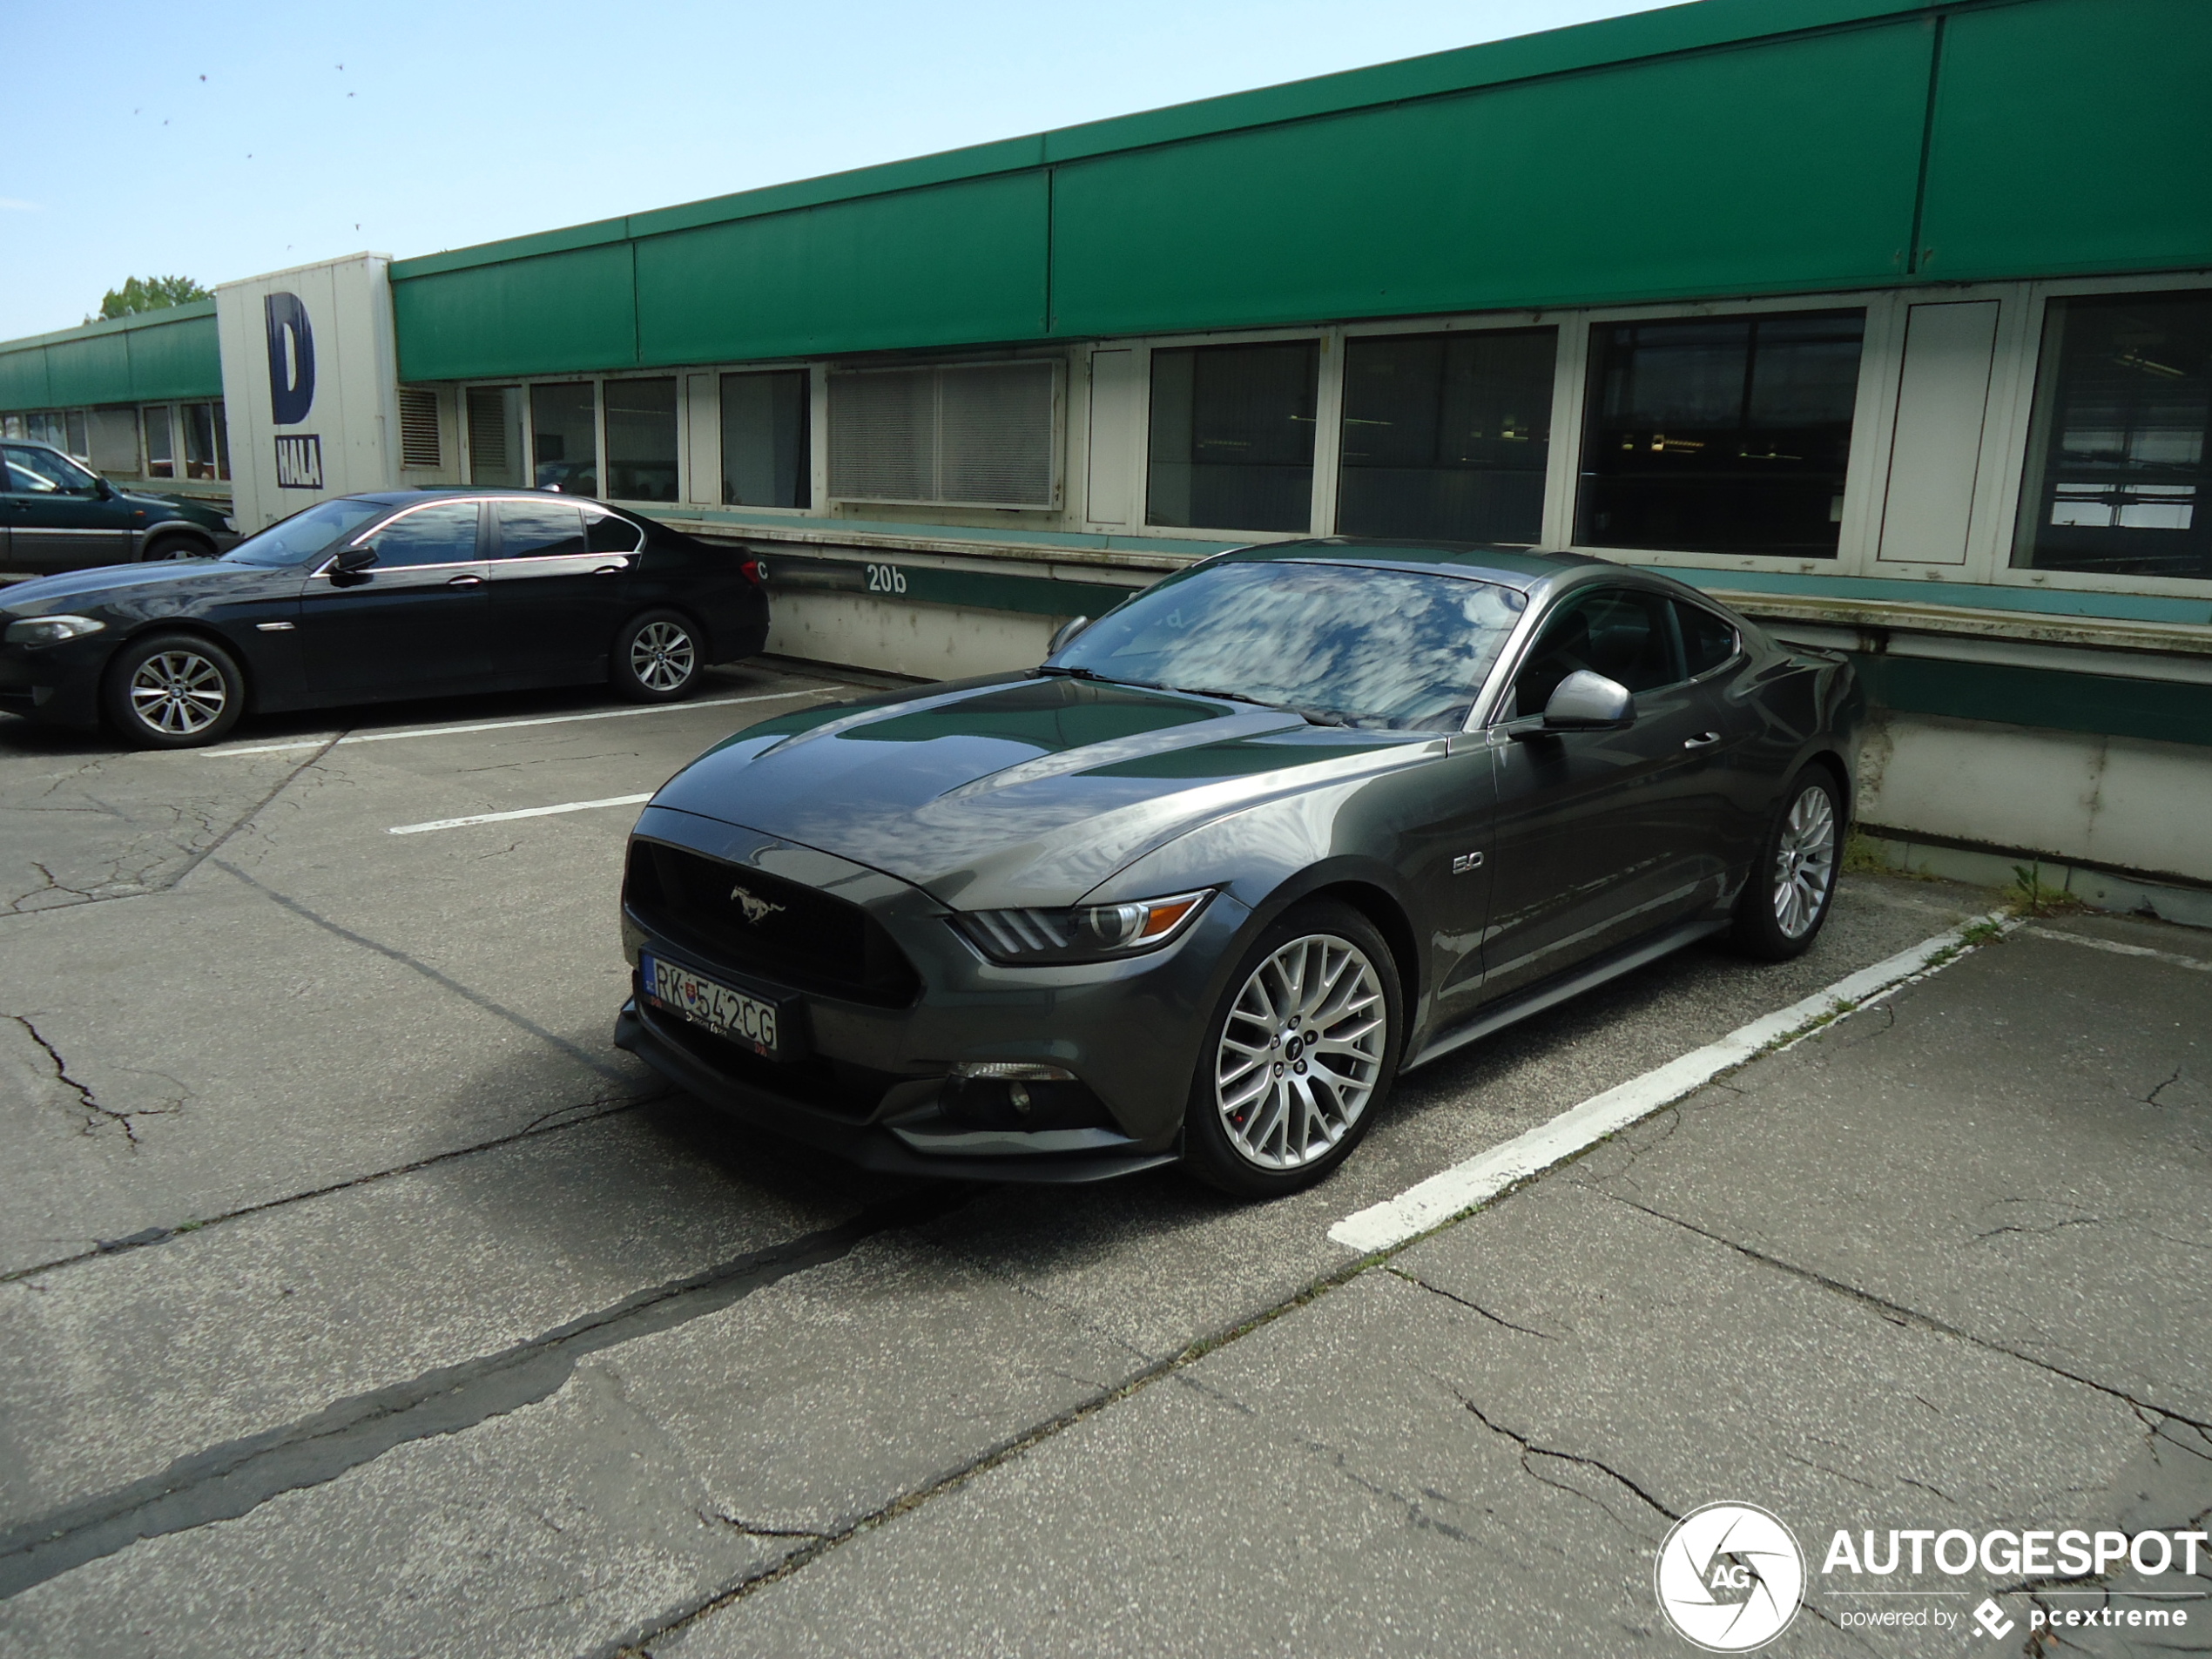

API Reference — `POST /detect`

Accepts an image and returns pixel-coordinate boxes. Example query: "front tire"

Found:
[1730,765,1843,961]
[103,632,245,748]
[610,609,701,703]
[141,534,209,563]
[1182,900,1402,1198]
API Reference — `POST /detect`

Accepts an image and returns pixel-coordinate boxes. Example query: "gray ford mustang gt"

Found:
[616,538,1859,1197]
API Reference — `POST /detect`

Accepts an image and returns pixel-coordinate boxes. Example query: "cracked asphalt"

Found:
[0,664,2204,1657]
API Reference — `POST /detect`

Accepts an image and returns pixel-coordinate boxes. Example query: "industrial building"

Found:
[3,0,2207,916]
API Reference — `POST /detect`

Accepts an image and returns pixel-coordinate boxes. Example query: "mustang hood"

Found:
[651,675,1439,907]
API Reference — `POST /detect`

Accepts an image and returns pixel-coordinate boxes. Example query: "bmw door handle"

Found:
[445,573,485,587]
[592,560,631,575]
[1683,731,1721,750]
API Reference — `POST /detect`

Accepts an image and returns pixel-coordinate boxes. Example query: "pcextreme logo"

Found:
[1655,1503,1805,1651]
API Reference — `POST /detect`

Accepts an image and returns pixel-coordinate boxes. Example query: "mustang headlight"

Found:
[4,615,106,646]
[954,889,1212,965]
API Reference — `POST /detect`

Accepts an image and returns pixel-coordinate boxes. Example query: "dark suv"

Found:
[1,440,236,571]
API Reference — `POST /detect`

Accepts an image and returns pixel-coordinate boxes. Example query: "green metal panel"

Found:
[1919,0,2212,280]
[123,308,224,402]
[1859,655,2212,749]
[767,550,1130,618]
[1042,0,1935,163]
[45,329,135,407]
[0,345,51,409]
[0,304,219,411]
[1050,21,1934,338]
[392,241,637,382]
[627,137,1047,242]
[635,174,1048,365]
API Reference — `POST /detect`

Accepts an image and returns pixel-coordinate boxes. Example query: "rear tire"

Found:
[1730,765,1843,961]
[1182,900,1402,1199]
[610,609,702,703]
[102,632,245,748]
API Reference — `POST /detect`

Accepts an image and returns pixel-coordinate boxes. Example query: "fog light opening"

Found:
[941,1063,1111,1132]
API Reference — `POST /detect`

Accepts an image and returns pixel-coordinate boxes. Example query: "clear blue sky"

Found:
[2,0,1655,342]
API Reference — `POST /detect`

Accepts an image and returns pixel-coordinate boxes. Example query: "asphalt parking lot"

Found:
[0,663,2204,1657]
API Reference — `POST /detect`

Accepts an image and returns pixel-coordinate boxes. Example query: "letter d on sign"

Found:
[264,292,316,426]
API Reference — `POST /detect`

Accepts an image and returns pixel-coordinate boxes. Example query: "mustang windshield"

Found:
[1053,560,1526,731]
[220,498,386,567]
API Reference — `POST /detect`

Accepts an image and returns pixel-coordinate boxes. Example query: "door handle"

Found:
[592,563,628,576]
[1683,731,1721,750]
[445,573,485,587]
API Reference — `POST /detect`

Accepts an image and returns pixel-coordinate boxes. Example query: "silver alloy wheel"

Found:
[128,649,228,737]
[1215,933,1387,1170]
[630,621,695,692]
[1771,782,1838,940]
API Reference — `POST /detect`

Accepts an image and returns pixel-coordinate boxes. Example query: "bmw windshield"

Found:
[219,498,387,567]
[1049,560,1527,731]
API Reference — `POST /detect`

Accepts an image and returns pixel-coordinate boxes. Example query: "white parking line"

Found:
[2021,924,2210,970]
[388,793,655,835]
[204,687,833,758]
[1328,908,2019,1257]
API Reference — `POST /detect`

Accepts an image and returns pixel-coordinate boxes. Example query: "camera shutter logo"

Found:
[1655,1502,1804,1651]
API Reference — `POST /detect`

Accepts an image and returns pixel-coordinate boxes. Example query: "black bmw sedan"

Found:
[616,539,1860,1197]
[0,489,769,747]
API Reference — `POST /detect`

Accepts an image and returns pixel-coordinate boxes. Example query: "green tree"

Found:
[91,275,212,321]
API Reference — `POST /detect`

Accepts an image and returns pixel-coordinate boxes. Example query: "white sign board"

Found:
[215,253,400,532]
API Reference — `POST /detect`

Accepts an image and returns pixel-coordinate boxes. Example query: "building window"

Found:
[143,406,174,479]
[2014,289,2209,581]
[530,381,598,496]
[1338,328,1555,543]
[604,377,678,502]
[827,361,1056,509]
[64,410,90,462]
[183,401,226,481]
[1576,310,1865,559]
[722,370,810,508]
[1147,341,1318,533]
[466,387,523,487]
[89,408,139,476]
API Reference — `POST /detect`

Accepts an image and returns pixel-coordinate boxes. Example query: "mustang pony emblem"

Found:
[729,885,786,926]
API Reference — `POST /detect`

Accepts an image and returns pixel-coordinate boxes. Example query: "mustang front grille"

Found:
[624,840,921,1008]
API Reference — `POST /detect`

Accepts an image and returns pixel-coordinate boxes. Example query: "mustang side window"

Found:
[1675,601,1740,678]
[1508,589,1683,718]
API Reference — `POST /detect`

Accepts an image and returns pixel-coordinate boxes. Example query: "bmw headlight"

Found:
[953,890,1212,965]
[4,615,106,646]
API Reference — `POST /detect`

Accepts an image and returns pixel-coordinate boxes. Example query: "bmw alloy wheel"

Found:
[1771,782,1838,940]
[630,620,695,692]
[1215,933,1386,1170]
[129,649,229,737]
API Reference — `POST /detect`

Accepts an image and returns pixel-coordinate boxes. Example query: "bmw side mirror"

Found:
[334,543,379,573]
[1541,670,1635,732]
[1046,615,1090,658]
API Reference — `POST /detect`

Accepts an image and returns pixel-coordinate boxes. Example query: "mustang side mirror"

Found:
[1046,615,1089,658]
[334,543,379,573]
[1541,670,1636,732]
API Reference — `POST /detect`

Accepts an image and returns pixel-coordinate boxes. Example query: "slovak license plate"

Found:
[641,952,781,1058]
